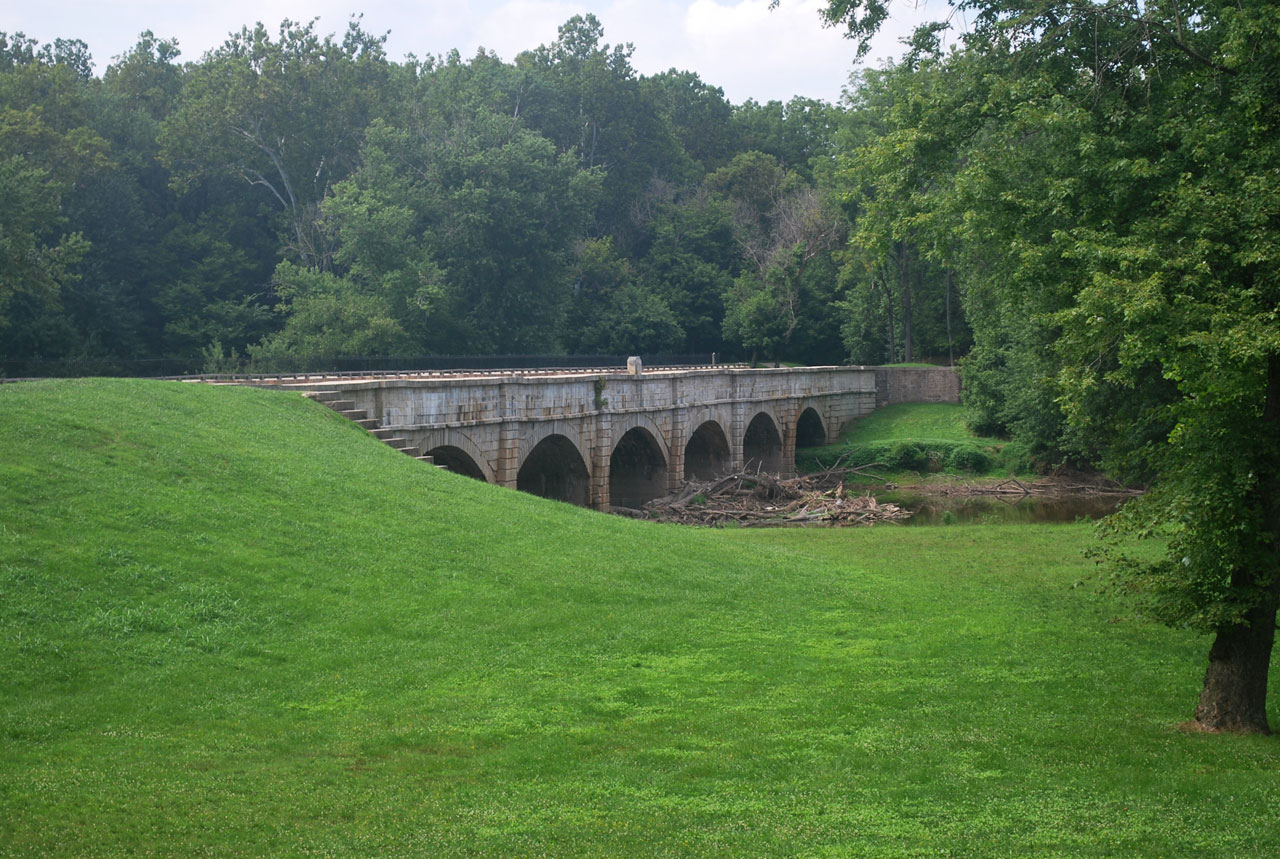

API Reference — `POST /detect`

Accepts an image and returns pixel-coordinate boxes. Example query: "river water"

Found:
[878,490,1129,526]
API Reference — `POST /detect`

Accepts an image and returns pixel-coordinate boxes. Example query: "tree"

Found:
[160,18,393,269]
[641,69,736,174]
[830,49,980,367]
[0,155,89,353]
[635,190,738,355]
[0,33,104,367]
[564,238,684,354]
[248,262,411,369]
[708,152,846,362]
[514,15,688,250]
[311,110,601,354]
[732,96,840,182]
[817,0,1280,732]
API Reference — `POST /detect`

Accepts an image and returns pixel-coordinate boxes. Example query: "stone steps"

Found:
[302,389,434,467]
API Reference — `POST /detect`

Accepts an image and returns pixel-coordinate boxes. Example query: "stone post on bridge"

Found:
[729,400,747,473]
[495,382,520,488]
[668,374,688,492]
[590,411,612,511]
[668,406,688,492]
[779,398,799,479]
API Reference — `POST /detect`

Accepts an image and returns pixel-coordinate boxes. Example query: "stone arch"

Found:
[517,434,591,507]
[611,412,671,465]
[424,445,487,480]
[795,407,827,449]
[518,421,588,468]
[420,429,493,482]
[743,411,784,474]
[684,420,732,481]
[609,426,668,509]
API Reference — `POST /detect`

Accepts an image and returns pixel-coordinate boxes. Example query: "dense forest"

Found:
[0,14,969,377]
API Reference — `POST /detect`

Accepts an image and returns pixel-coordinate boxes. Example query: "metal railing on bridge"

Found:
[2,353,728,383]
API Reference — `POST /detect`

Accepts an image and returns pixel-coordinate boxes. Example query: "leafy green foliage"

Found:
[333,111,601,353]
[0,14,886,371]
[247,262,411,368]
[159,18,393,268]
[832,54,975,366]
[709,152,846,362]
[514,14,689,248]
[565,252,689,357]
[946,445,993,474]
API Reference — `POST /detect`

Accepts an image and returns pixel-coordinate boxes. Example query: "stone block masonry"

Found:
[874,366,962,409]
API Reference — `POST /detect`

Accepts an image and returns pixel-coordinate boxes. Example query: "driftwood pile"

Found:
[631,463,911,527]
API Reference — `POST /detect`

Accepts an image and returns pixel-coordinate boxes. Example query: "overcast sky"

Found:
[2,1,957,104]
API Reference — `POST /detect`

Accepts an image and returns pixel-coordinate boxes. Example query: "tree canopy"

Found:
[2,15,926,375]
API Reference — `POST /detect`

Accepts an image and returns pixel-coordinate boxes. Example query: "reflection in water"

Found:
[880,491,1129,526]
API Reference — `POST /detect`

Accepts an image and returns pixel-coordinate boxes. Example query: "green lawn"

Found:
[799,402,1027,478]
[1,380,1277,856]
[838,403,1000,446]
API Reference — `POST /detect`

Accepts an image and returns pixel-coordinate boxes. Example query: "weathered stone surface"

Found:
[873,366,962,409]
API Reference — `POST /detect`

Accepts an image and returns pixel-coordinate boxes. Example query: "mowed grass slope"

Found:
[837,402,1001,447]
[798,403,1026,478]
[1,380,1278,856]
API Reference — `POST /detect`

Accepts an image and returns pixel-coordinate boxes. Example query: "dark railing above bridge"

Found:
[1,353,723,382]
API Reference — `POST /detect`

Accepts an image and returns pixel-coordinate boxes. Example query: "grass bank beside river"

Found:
[2,380,1277,855]
[797,402,1031,482]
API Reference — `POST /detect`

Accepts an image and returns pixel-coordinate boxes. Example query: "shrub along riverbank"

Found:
[1,380,1277,855]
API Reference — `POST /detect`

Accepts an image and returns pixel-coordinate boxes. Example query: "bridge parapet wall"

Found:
[301,366,875,428]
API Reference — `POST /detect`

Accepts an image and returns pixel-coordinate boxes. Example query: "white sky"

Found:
[1,1,956,104]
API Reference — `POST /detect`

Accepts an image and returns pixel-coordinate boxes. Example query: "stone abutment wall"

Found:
[874,366,962,409]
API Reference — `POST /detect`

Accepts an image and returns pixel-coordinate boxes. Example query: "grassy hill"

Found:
[797,403,1029,479]
[2,379,1278,856]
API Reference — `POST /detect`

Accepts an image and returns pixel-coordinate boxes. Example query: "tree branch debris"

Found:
[633,462,911,527]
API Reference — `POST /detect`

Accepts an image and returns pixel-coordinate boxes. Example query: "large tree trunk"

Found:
[1194,355,1280,734]
[945,269,954,367]
[899,243,913,363]
[1193,597,1276,733]
[881,269,896,363]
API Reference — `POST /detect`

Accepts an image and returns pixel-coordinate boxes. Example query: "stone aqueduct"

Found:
[268,364,959,512]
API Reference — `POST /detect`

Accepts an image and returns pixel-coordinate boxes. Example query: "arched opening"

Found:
[684,420,731,481]
[517,435,590,507]
[424,445,487,481]
[796,408,827,449]
[609,427,668,509]
[743,412,784,474]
